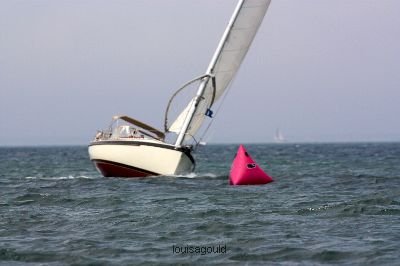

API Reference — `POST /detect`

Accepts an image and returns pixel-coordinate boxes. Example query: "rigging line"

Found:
[196,75,238,150]
[164,74,211,132]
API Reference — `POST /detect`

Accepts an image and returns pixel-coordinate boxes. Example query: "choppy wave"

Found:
[171,172,220,179]
[25,175,96,180]
[297,197,400,216]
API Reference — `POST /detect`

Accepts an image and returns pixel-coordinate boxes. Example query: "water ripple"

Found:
[1,144,400,264]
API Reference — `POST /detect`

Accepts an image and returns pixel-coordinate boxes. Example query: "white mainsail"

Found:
[169,0,271,145]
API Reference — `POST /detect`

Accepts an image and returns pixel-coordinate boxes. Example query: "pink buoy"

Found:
[229,145,274,185]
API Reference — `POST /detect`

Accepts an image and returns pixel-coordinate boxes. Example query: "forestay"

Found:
[168,0,271,143]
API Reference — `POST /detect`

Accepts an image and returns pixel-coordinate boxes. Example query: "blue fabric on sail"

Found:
[205,108,214,118]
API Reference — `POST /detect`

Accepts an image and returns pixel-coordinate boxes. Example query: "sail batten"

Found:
[169,0,271,144]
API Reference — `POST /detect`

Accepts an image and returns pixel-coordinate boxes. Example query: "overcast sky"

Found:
[1,0,399,146]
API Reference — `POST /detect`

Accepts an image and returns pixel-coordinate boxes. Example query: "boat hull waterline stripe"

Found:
[93,159,157,177]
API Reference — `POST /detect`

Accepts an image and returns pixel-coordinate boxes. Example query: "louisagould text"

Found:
[172,244,227,255]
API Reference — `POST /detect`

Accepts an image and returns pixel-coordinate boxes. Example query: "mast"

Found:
[174,0,245,147]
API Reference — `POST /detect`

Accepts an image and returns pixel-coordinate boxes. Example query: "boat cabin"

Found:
[94,115,165,142]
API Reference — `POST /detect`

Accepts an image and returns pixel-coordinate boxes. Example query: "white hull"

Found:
[88,140,194,177]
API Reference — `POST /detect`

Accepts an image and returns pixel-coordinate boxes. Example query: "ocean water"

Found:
[1,143,400,265]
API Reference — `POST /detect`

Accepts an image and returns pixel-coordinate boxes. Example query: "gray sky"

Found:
[1,0,399,146]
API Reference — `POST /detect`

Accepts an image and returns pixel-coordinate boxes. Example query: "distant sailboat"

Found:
[198,141,207,146]
[274,128,286,143]
[88,0,272,177]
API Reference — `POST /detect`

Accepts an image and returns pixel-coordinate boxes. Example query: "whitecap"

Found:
[170,172,218,179]
[24,175,97,180]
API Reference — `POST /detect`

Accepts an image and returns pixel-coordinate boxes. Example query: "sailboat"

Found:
[88,0,272,177]
[274,128,286,143]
